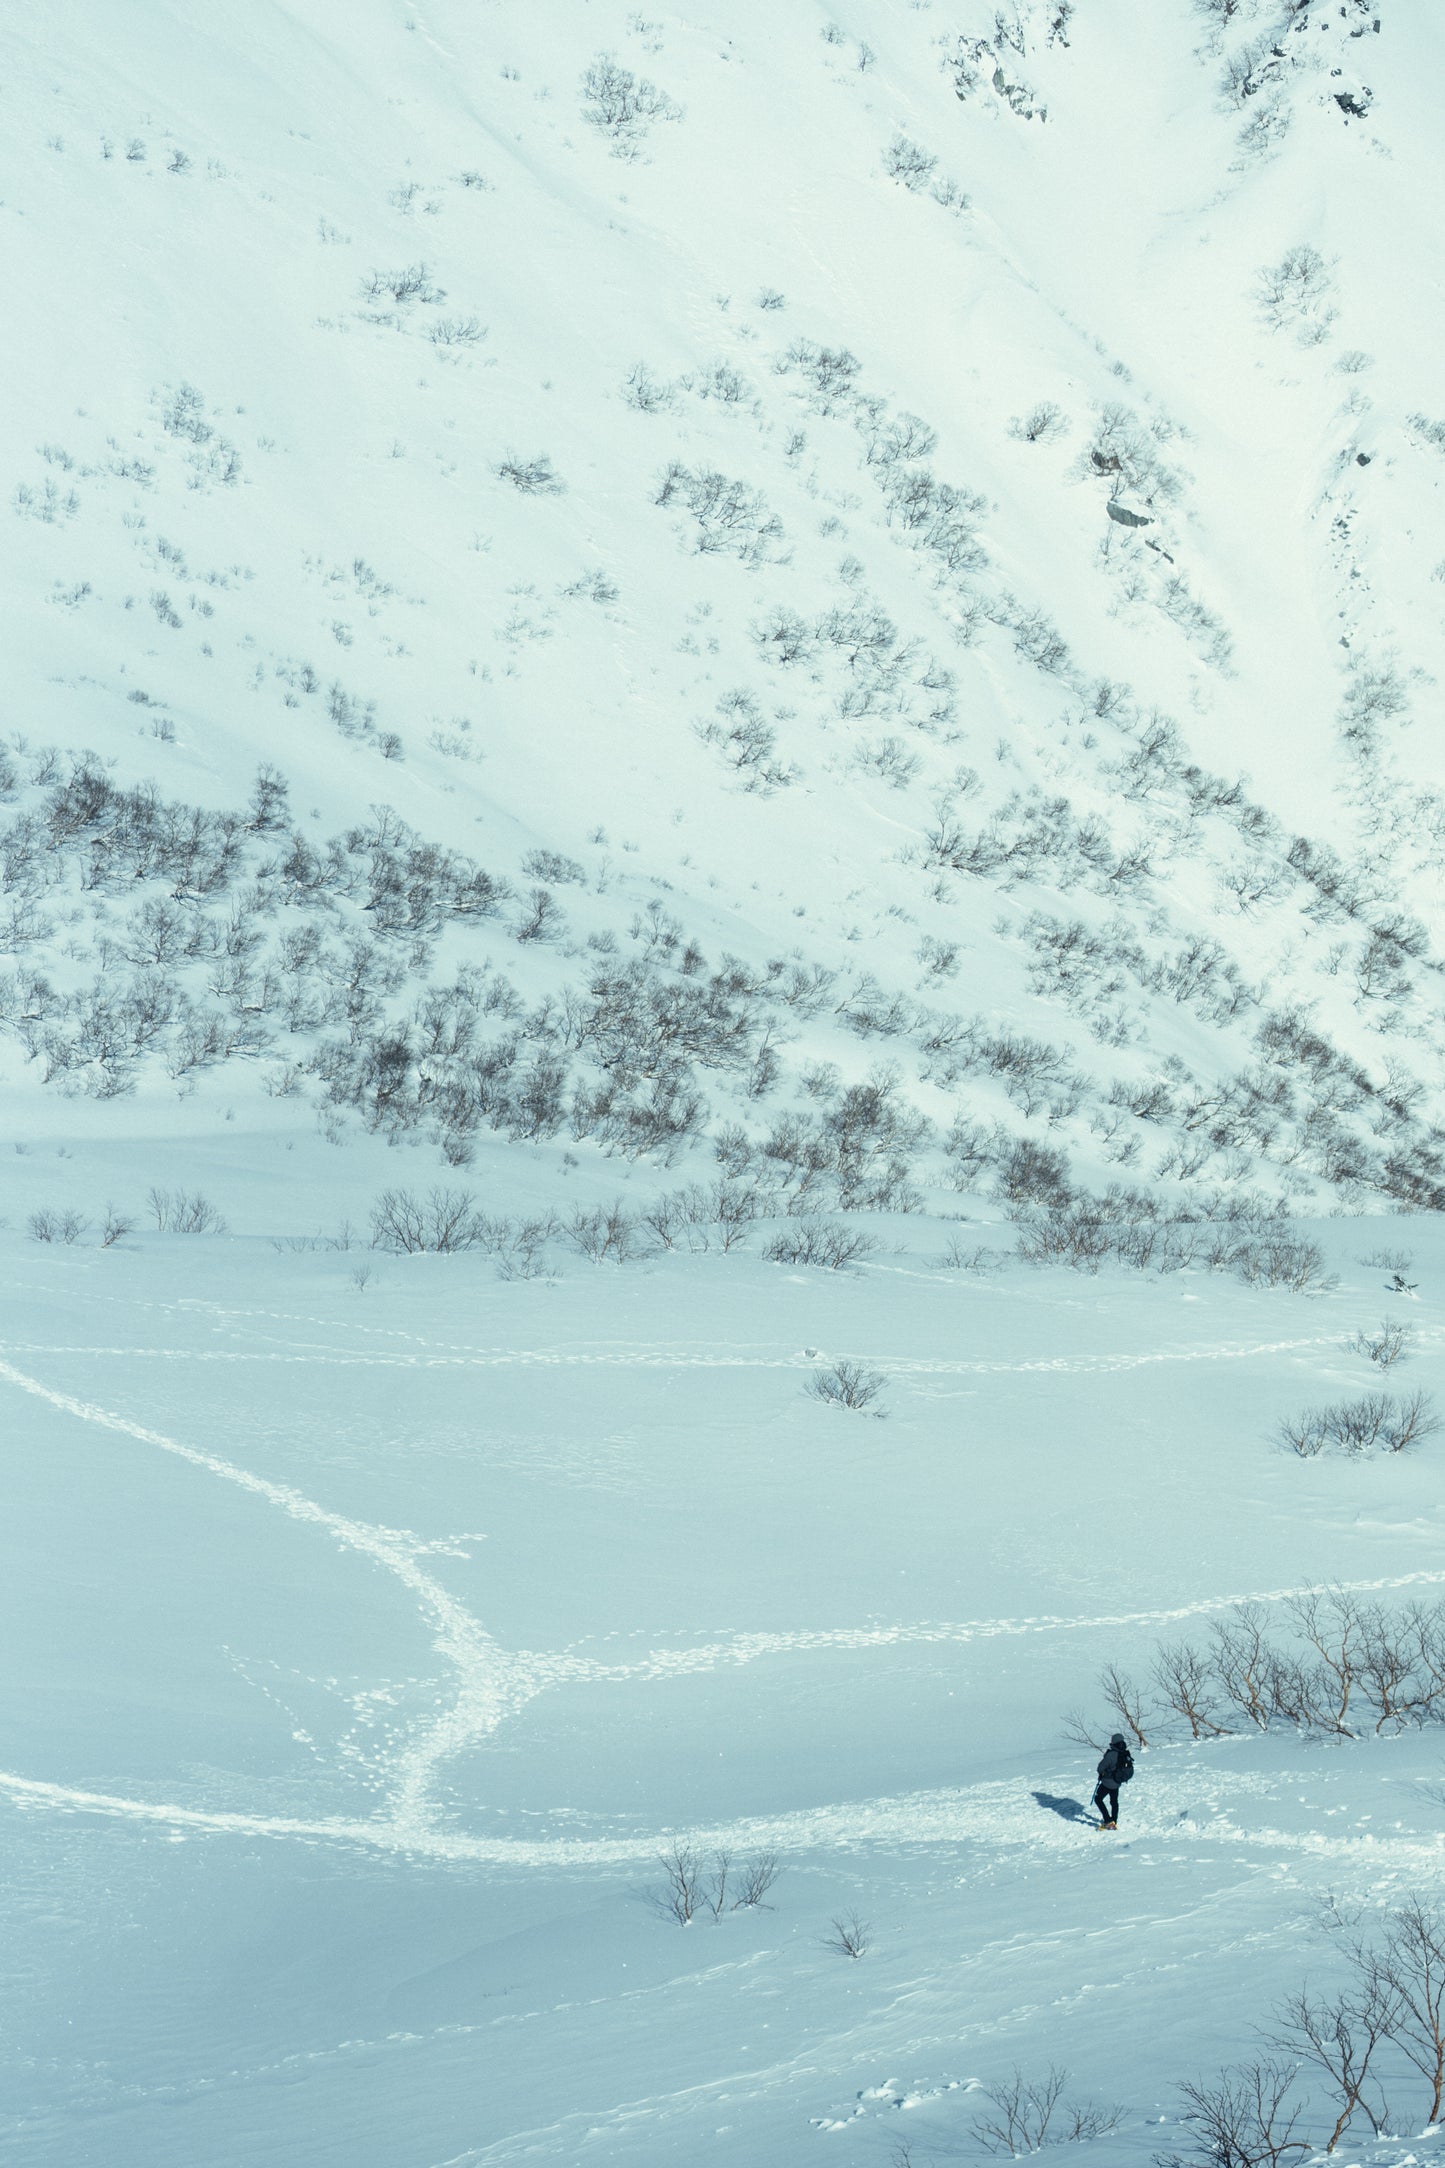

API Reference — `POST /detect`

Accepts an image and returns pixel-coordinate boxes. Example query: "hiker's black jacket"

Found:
[1096,1740,1133,1787]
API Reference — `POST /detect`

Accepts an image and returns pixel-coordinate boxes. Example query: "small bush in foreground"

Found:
[1278,1389,1439,1458]
[652,1843,780,1924]
[971,2065,1123,2154]
[808,1358,887,1414]
[764,1220,877,1270]
[369,1186,486,1253]
[147,1186,227,1234]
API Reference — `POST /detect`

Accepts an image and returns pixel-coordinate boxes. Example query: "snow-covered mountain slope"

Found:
[7,0,1445,1241]
[11,5,1445,2165]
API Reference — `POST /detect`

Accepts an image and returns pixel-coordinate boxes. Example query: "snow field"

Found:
[4,1214,1445,2162]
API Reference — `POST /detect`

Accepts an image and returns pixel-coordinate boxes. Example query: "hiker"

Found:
[1093,1732,1133,1830]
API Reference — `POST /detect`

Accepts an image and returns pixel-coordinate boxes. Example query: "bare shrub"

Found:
[369,1186,487,1253]
[734,1851,781,1908]
[1098,1662,1152,1748]
[1359,1247,1413,1273]
[28,1207,88,1244]
[567,1203,640,1264]
[696,689,795,793]
[147,1186,227,1234]
[1008,400,1067,444]
[654,1841,703,1925]
[427,315,487,350]
[483,1213,558,1281]
[826,1911,870,1959]
[1385,1389,1441,1453]
[495,453,564,495]
[581,55,681,154]
[360,262,444,307]
[1166,2059,1310,2168]
[763,1220,877,1270]
[1349,1317,1410,1369]
[1229,1236,1335,1292]
[515,886,565,941]
[621,361,676,412]
[809,1358,887,1414]
[1372,1895,1445,2122]
[1254,244,1338,344]
[1153,1640,1231,1740]
[1278,1391,1439,1458]
[100,1205,133,1248]
[1076,1590,1445,1748]
[854,736,921,790]
[1268,1975,1398,2153]
[702,1849,733,1919]
[883,134,937,189]
[654,1843,778,1922]
[641,1179,769,1255]
[1221,34,1285,109]
[655,462,784,563]
[971,2065,1122,2155]
[1338,660,1409,755]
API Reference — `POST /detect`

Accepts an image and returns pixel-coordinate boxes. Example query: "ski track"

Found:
[9,1347,1445,1872]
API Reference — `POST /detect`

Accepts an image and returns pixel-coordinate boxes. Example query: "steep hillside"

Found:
[6,0,1445,1257]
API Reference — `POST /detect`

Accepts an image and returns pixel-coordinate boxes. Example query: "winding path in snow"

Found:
[3,1760,1444,1877]
[6,1340,1445,1869]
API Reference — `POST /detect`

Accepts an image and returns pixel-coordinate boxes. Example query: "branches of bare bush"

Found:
[1278,1389,1440,1458]
[764,1220,878,1270]
[653,1845,781,1924]
[826,1911,870,1959]
[369,1185,487,1253]
[808,1358,887,1413]
[971,2064,1122,2155]
[147,1185,227,1234]
[1074,1590,1445,1748]
[1170,1896,1445,2160]
[1167,2058,1310,2168]
[1349,1316,1411,1369]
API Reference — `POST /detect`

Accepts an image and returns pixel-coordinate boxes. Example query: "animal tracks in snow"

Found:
[0,1323,1426,1377]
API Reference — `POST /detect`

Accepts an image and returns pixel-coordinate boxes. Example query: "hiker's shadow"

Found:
[1032,1791,1091,1825]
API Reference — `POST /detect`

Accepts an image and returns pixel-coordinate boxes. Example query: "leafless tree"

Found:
[1210,1605,1275,1729]
[1099,1662,1153,1749]
[1268,1973,1399,2153]
[1371,1897,1445,2122]
[734,1851,781,1909]
[1153,1640,1232,1739]
[654,1842,703,1925]
[1283,1590,1364,1736]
